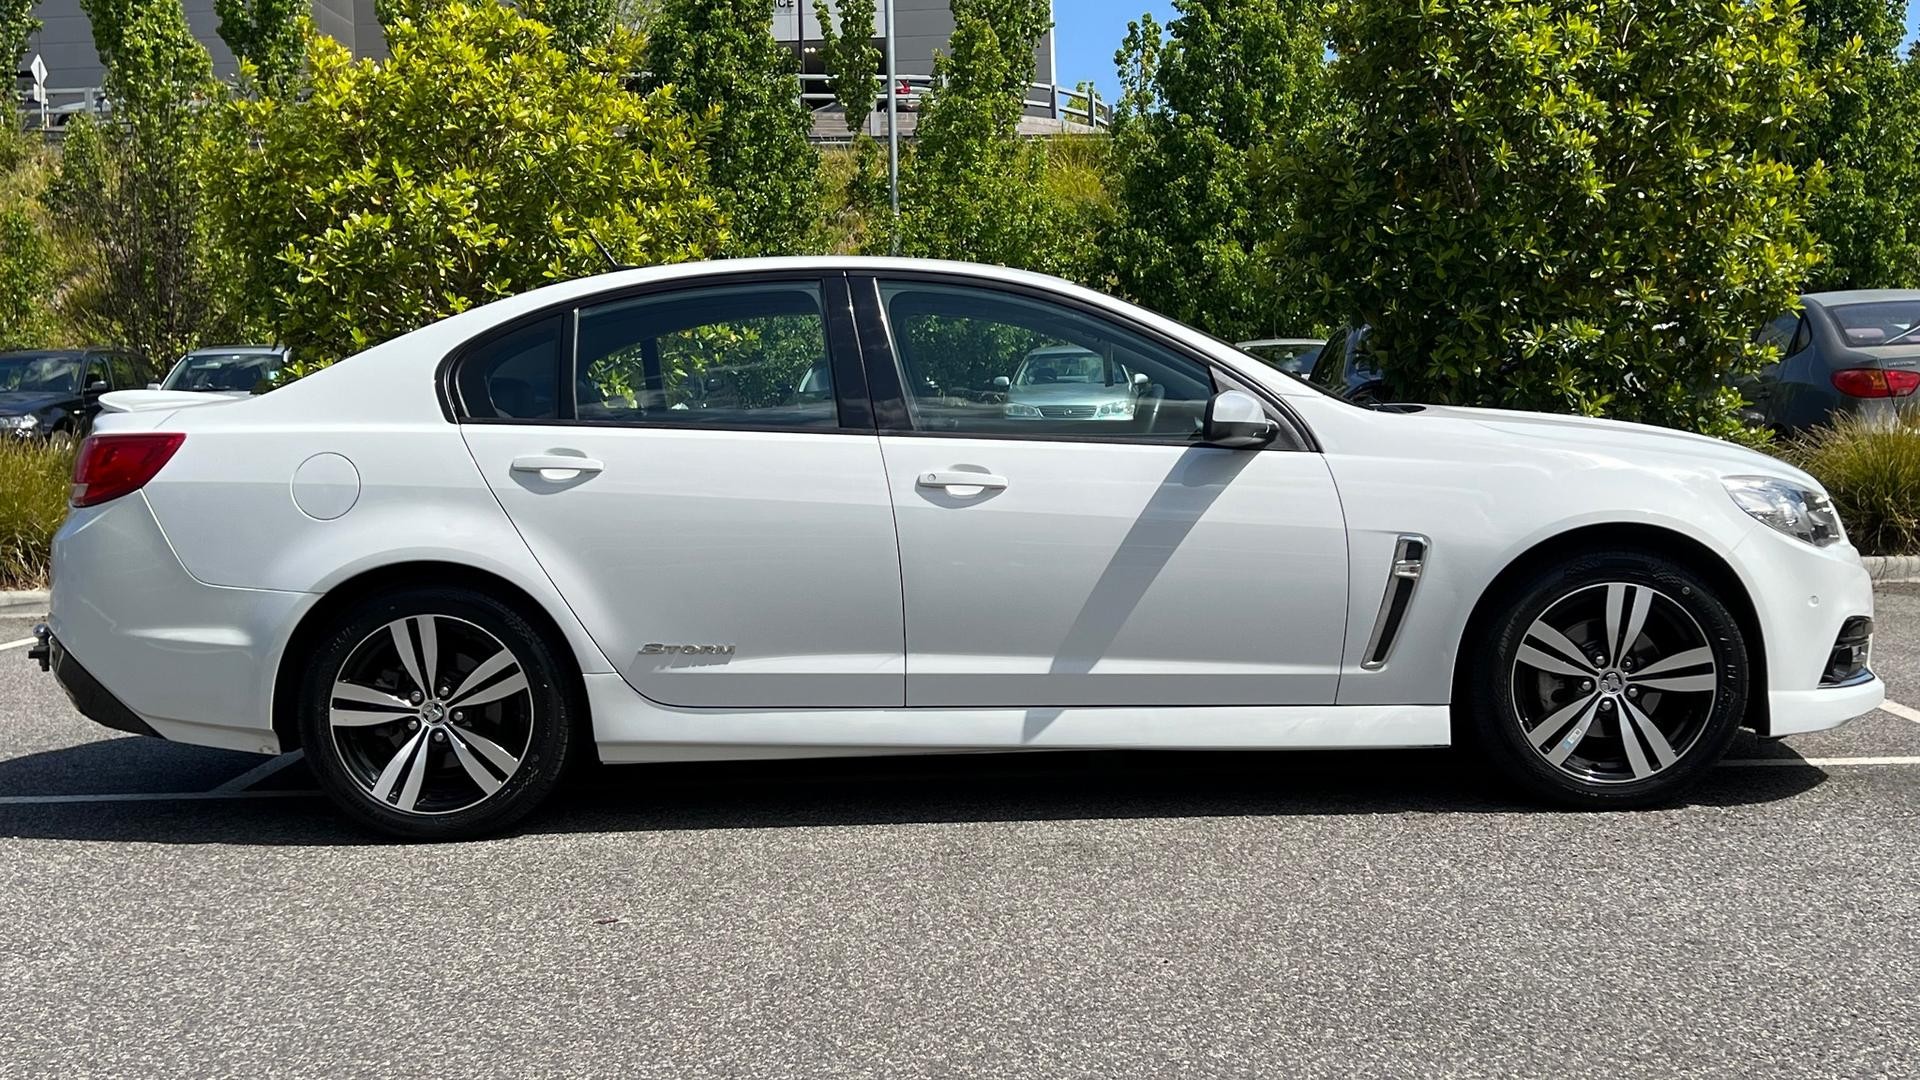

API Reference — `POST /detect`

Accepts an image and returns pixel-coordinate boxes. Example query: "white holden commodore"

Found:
[34,259,1881,839]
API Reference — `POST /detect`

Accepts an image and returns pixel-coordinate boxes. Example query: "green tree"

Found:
[47,0,238,370]
[813,0,879,134]
[0,208,52,349]
[1105,0,1324,340]
[1291,0,1823,437]
[214,0,306,95]
[1,0,38,109]
[645,0,820,256]
[521,0,617,53]
[1797,0,1916,289]
[897,0,1095,278]
[205,2,726,365]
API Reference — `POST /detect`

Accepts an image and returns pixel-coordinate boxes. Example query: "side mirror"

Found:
[85,380,109,396]
[145,382,162,391]
[1131,372,1150,389]
[1203,390,1278,449]
[992,376,1010,389]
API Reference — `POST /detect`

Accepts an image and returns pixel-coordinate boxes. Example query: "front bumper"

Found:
[1732,525,1884,737]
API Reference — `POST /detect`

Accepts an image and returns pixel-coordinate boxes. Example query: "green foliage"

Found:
[45,0,241,370]
[521,0,616,53]
[0,208,52,349]
[0,439,71,590]
[1292,0,1823,437]
[215,0,307,95]
[897,0,1097,280]
[1105,0,1326,340]
[1785,414,1920,554]
[645,0,820,256]
[1,0,38,95]
[814,0,879,133]
[1796,0,1919,290]
[206,2,725,365]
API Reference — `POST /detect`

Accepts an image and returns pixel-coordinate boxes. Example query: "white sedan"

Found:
[35,258,1881,839]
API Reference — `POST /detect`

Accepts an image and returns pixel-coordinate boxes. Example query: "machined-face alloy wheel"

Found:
[1510,582,1718,785]
[328,615,536,816]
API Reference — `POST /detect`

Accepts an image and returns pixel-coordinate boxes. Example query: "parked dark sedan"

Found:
[1746,291,1920,432]
[0,349,137,448]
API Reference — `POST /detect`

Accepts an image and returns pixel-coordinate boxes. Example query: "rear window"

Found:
[1828,301,1920,347]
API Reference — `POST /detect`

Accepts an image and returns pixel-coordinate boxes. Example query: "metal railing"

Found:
[795,72,1109,132]
[12,87,111,131]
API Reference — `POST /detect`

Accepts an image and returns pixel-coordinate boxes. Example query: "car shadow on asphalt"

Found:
[0,738,1829,846]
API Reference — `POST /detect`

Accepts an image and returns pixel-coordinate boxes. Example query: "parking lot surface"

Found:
[0,593,1916,1079]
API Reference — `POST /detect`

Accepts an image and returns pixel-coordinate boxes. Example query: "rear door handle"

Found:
[917,470,1008,490]
[511,454,605,476]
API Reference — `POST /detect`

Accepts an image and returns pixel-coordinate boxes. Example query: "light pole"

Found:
[884,0,899,252]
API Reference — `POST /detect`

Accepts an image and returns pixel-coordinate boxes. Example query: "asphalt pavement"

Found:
[0,596,1915,1079]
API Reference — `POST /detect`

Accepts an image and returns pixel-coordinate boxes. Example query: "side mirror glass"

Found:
[1203,389,1278,449]
[992,376,1010,389]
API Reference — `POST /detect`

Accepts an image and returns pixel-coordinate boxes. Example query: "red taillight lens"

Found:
[70,433,186,508]
[1832,368,1920,398]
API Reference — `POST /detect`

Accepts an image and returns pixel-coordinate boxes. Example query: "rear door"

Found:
[458,273,906,709]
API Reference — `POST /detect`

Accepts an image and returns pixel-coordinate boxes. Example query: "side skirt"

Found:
[584,674,1451,764]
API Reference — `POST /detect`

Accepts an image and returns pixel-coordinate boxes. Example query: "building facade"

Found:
[24,0,1052,95]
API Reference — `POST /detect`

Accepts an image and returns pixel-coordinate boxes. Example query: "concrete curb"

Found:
[1861,556,1920,584]
[0,590,48,615]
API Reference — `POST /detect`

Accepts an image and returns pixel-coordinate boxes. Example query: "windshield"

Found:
[161,353,279,392]
[1240,342,1324,375]
[0,355,82,394]
[1014,350,1126,386]
[1828,301,1920,347]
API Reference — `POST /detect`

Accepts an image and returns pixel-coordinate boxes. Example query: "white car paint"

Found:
[46,257,1881,768]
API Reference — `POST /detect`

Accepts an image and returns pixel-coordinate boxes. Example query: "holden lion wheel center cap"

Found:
[420,700,448,724]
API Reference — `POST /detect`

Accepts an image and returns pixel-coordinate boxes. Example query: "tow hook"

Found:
[26,623,50,672]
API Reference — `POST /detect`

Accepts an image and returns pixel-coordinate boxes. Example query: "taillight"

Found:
[70,433,186,508]
[1831,368,1920,398]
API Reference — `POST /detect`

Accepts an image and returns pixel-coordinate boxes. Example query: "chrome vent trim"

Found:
[1360,534,1429,671]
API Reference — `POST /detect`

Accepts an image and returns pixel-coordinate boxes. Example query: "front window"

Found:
[0,355,82,394]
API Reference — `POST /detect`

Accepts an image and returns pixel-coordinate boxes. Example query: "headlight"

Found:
[3,414,36,430]
[1723,476,1845,547]
[1004,403,1043,418]
[1095,399,1136,419]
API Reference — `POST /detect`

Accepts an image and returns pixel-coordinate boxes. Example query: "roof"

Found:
[1804,290,1920,306]
[1237,338,1324,348]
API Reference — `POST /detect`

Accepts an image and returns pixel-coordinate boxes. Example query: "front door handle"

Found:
[917,470,1008,491]
[511,454,605,477]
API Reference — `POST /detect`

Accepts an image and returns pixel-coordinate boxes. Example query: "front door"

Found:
[857,276,1350,709]
[458,275,906,709]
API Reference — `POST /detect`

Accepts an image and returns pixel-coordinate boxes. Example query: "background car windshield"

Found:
[164,353,279,391]
[1829,301,1920,346]
[0,355,80,393]
[1014,351,1119,385]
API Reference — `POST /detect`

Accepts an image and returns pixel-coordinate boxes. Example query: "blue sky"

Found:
[1053,0,1177,100]
[1055,2,1920,102]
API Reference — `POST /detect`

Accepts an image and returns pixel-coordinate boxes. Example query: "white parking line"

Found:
[1722,755,1920,768]
[0,790,319,806]
[1880,700,1920,725]
[0,637,38,651]
[210,750,304,793]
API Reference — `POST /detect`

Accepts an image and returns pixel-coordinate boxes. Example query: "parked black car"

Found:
[0,349,139,449]
[1306,327,1393,403]
[1743,291,1920,433]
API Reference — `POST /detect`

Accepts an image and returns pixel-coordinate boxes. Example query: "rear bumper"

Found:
[42,631,161,739]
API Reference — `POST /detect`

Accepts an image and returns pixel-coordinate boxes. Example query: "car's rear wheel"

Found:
[1462,550,1749,808]
[298,586,577,840]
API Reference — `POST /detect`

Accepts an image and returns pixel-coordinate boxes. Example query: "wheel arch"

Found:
[1449,522,1770,738]
[270,560,596,756]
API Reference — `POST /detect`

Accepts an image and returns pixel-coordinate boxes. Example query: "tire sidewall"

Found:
[1469,551,1749,808]
[298,587,575,840]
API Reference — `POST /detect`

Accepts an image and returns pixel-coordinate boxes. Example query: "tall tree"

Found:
[521,0,617,53]
[1797,0,1917,290]
[644,0,820,256]
[897,0,1094,277]
[214,0,306,95]
[1290,0,1822,437]
[1,0,38,112]
[1105,0,1326,340]
[813,0,879,134]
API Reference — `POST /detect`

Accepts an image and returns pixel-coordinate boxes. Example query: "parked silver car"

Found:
[997,345,1148,421]
[150,346,289,396]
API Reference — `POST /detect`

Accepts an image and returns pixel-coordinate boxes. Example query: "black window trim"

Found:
[850,270,1317,453]
[438,269,879,436]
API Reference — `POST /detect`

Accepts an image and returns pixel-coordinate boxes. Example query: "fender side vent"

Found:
[1360,535,1428,671]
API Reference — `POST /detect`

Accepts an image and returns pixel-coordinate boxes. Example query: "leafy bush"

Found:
[206,2,726,365]
[1785,415,1920,555]
[0,440,72,590]
[1292,0,1823,438]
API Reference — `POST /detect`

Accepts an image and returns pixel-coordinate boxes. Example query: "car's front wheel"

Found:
[1462,550,1749,808]
[298,586,577,840]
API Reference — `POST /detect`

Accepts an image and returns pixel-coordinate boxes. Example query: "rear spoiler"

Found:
[99,389,241,414]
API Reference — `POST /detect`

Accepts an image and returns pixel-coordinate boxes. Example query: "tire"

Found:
[298,586,578,840]
[1461,549,1749,809]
